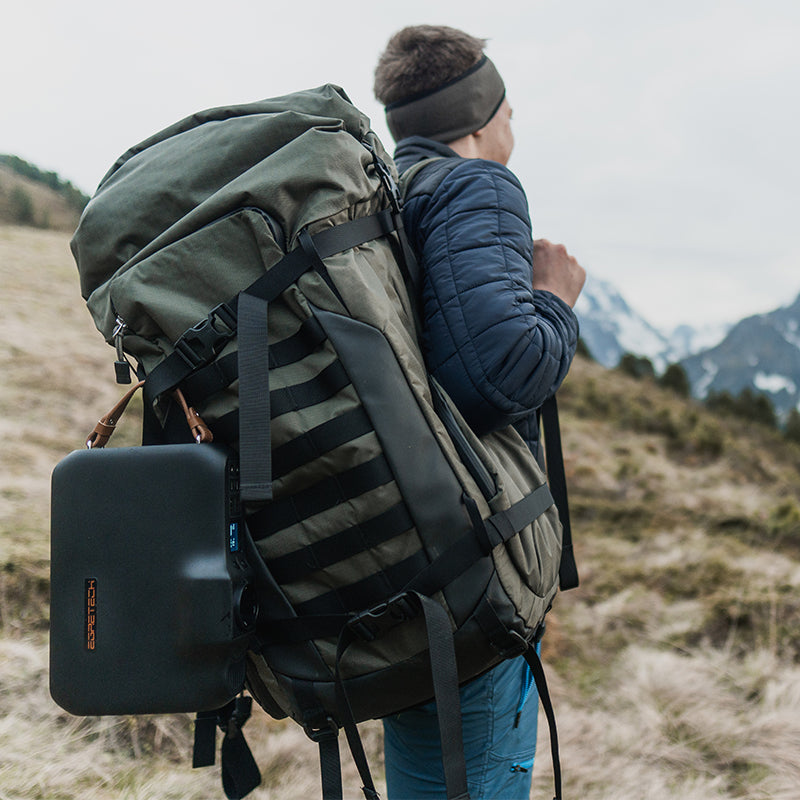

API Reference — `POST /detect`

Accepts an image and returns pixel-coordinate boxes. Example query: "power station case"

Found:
[49,443,258,716]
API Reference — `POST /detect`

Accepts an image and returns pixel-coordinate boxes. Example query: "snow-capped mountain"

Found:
[573,275,729,370]
[573,275,670,369]
[573,276,800,420]
[680,293,800,420]
[662,322,731,364]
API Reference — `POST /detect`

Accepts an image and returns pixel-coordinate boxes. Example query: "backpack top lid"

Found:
[71,85,385,303]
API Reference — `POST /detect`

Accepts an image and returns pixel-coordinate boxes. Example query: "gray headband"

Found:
[385,55,506,143]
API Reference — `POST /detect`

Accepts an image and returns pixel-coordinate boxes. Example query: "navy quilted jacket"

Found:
[394,137,579,455]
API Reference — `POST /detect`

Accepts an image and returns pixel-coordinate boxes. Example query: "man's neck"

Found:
[447,134,481,160]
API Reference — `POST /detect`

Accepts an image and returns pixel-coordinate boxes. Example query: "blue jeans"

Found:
[382,655,539,799]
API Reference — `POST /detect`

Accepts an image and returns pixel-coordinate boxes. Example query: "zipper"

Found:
[429,379,496,501]
[513,663,535,728]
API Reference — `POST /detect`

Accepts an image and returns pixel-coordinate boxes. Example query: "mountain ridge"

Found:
[575,274,800,420]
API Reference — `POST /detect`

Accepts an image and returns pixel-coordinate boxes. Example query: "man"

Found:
[373,25,586,799]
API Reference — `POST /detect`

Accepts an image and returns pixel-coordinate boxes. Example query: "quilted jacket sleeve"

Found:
[403,157,579,436]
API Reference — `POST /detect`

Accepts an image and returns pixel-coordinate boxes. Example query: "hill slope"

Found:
[0,162,85,231]
[2,226,800,799]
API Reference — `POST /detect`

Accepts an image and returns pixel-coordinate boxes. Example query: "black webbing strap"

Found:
[192,698,262,800]
[270,406,374,482]
[541,395,579,590]
[407,486,554,600]
[249,454,394,538]
[417,593,470,800]
[332,632,382,800]
[522,648,562,800]
[192,710,218,768]
[237,291,272,502]
[211,359,352,443]
[293,550,429,617]
[334,591,467,800]
[142,210,397,414]
[295,681,345,800]
[243,211,394,307]
[318,733,344,800]
[181,317,328,405]
[270,361,351,419]
[256,484,556,647]
[481,483,557,549]
[265,502,412,584]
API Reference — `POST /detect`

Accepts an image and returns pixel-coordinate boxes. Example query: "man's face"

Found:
[477,98,514,165]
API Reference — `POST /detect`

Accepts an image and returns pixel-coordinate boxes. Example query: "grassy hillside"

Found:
[0,160,87,232]
[1,225,799,799]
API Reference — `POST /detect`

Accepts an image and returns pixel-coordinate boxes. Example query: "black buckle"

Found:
[173,303,237,369]
[492,629,528,659]
[347,592,419,643]
[363,141,402,213]
[219,695,253,739]
[303,715,339,742]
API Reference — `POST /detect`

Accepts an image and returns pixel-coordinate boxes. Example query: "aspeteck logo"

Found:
[85,578,97,651]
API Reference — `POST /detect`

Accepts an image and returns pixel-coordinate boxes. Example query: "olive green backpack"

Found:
[70,85,575,800]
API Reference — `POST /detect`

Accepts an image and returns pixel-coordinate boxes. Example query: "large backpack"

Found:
[67,85,574,800]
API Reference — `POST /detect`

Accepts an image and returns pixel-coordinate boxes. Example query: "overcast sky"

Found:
[3,0,798,331]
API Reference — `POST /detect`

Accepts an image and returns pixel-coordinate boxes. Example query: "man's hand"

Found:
[532,239,586,308]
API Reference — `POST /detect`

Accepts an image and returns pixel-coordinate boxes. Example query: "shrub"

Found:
[705,387,778,429]
[9,186,34,225]
[618,353,656,380]
[575,337,594,361]
[784,408,800,444]
[659,363,691,397]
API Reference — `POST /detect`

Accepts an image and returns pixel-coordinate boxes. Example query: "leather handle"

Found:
[85,382,213,448]
[171,387,214,444]
[86,380,146,448]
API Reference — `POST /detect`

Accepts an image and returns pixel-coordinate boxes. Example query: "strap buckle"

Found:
[174,302,237,369]
[303,714,339,743]
[492,629,528,659]
[347,592,419,642]
[363,141,402,213]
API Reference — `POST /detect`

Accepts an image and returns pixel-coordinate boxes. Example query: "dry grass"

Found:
[2,227,800,799]
[0,637,385,800]
[531,646,800,800]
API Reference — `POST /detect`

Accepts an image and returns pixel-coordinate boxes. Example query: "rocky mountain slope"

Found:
[576,274,800,423]
[681,293,800,419]
[574,275,731,370]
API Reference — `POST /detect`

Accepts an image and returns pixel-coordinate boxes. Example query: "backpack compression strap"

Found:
[142,207,403,500]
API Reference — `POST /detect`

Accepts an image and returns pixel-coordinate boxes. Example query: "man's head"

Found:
[374,25,513,164]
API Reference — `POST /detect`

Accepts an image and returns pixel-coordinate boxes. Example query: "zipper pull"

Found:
[113,316,132,384]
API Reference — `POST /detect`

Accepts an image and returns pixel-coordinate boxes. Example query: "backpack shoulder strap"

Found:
[400,156,580,592]
[541,395,579,590]
[398,156,454,200]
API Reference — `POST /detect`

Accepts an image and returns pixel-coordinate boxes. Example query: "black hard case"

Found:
[49,443,254,715]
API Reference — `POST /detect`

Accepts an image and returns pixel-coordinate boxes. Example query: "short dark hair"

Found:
[373,25,487,106]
